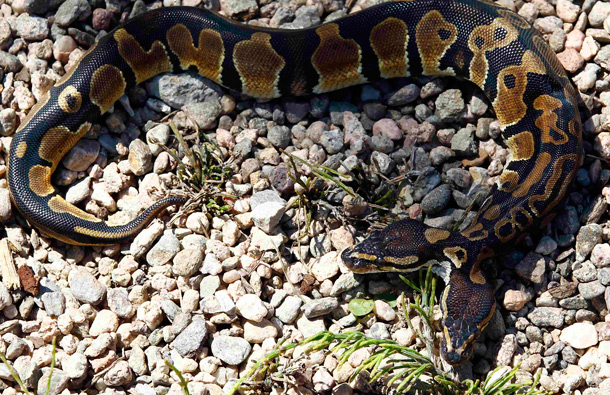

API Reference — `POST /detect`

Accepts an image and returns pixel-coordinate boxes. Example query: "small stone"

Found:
[64,353,87,379]
[172,249,204,277]
[592,244,610,267]
[451,127,477,156]
[146,233,181,266]
[387,84,420,106]
[185,212,210,234]
[374,300,396,321]
[373,118,402,140]
[69,268,106,305]
[420,185,451,214]
[55,0,91,26]
[15,14,48,41]
[303,297,339,318]
[528,307,564,328]
[107,288,134,318]
[503,289,531,311]
[369,322,391,339]
[560,322,598,349]
[579,280,605,299]
[576,224,603,262]
[37,369,69,395]
[41,291,65,316]
[311,252,340,281]
[236,294,268,323]
[275,296,303,324]
[496,334,517,366]
[535,236,558,256]
[62,139,99,172]
[244,319,278,343]
[183,100,221,129]
[128,139,153,176]
[589,1,610,27]
[557,0,580,23]
[251,201,285,233]
[104,360,133,387]
[516,252,547,284]
[211,336,251,365]
[556,48,585,73]
[173,317,208,357]
[267,125,291,148]
[90,310,119,337]
[296,315,326,338]
[435,89,464,121]
[321,129,344,154]
[92,8,112,30]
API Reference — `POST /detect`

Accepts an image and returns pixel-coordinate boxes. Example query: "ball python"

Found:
[7,0,582,364]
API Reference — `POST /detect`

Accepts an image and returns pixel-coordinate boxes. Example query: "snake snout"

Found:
[440,317,478,365]
[341,231,387,273]
[441,340,473,366]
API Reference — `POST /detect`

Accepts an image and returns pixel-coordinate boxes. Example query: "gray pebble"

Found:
[276,295,303,323]
[211,336,252,365]
[267,125,291,149]
[527,307,564,327]
[146,233,181,266]
[70,268,106,305]
[420,184,451,214]
[107,288,134,318]
[41,291,65,316]
[173,317,208,357]
[303,297,339,318]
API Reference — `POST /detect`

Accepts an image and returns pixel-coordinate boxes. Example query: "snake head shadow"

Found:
[341,219,434,273]
[440,269,496,365]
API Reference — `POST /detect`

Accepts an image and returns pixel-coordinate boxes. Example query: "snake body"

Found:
[7,0,582,364]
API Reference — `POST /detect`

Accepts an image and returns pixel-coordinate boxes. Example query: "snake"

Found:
[6,0,582,365]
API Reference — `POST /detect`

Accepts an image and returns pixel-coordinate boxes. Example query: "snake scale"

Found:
[7,0,582,365]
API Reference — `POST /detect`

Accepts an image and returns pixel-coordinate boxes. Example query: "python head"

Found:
[440,269,496,365]
[341,219,436,273]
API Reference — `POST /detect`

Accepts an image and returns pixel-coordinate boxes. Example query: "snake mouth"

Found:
[341,247,383,273]
[441,340,474,366]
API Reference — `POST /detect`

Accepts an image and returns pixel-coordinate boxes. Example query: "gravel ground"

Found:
[1,0,610,394]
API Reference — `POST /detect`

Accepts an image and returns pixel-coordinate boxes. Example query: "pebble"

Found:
[236,294,268,322]
[15,14,48,41]
[62,139,100,172]
[435,89,464,121]
[251,200,285,233]
[104,360,133,387]
[516,252,547,284]
[451,127,477,156]
[41,291,65,316]
[128,139,153,176]
[560,322,599,349]
[420,184,452,214]
[172,248,204,277]
[211,336,252,365]
[173,317,208,357]
[244,319,278,343]
[90,310,119,337]
[503,289,531,311]
[69,268,106,305]
[576,224,603,262]
[183,101,222,129]
[528,307,564,328]
[276,295,303,324]
[147,233,181,266]
[303,297,339,318]
[37,369,69,395]
[311,251,340,281]
[54,0,91,27]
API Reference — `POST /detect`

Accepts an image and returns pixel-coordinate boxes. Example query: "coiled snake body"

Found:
[7,0,582,364]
